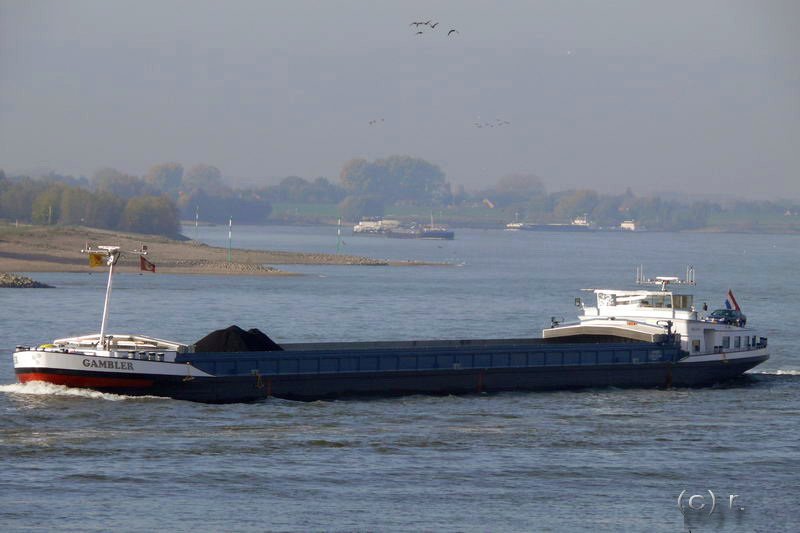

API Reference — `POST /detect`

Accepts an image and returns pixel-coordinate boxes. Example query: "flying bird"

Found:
[416,31,424,35]
[448,29,459,36]
[429,22,439,29]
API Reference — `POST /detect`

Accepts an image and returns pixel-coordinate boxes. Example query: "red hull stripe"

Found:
[17,372,154,389]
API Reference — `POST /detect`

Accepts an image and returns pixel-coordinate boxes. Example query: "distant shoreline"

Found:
[186,219,800,235]
[0,225,437,276]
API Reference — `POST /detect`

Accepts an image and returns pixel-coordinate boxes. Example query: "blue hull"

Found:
[16,339,768,403]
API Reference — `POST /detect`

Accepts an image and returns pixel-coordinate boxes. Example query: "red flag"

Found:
[725,289,740,311]
[140,256,156,273]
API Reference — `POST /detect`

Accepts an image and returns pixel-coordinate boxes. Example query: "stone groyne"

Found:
[0,272,54,288]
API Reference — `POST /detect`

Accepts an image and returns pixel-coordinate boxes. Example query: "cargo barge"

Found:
[11,249,768,403]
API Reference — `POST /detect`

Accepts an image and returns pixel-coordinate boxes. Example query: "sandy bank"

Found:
[0,225,435,276]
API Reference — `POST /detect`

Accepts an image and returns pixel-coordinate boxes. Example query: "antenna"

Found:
[636,265,696,291]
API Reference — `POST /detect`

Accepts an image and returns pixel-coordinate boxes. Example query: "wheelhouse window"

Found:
[722,336,730,349]
[734,336,741,348]
[672,294,693,310]
[641,294,672,308]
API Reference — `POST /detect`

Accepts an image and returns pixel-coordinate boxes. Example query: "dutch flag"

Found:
[725,289,740,311]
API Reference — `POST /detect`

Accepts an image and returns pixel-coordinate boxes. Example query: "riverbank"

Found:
[0,225,433,276]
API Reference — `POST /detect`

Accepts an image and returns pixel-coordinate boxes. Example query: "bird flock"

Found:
[409,20,458,37]
[474,118,511,129]
[364,21,514,129]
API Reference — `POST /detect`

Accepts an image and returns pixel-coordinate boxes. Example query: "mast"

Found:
[98,250,116,346]
[636,265,696,291]
[82,244,149,349]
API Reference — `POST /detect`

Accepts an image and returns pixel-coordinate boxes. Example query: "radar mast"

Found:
[635,265,695,292]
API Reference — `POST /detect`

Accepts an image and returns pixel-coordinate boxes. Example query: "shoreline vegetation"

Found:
[0,225,436,279]
[4,164,800,238]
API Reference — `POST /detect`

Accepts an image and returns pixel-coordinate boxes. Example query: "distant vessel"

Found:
[385,214,454,240]
[352,218,401,235]
[620,220,643,231]
[506,215,595,232]
[11,252,767,403]
[419,214,454,240]
[419,226,455,240]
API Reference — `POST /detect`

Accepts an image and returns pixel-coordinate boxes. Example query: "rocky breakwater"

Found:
[156,259,295,275]
[0,272,54,288]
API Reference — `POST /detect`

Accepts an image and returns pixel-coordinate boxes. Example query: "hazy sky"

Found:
[1,0,798,198]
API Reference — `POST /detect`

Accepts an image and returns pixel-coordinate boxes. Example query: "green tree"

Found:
[121,196,180,235]
[524,193,554,221]
[183,164,224,192]
[485,173,547,208]
[93,167,155,199]
[553,190,599,221]
[339,156,448,205]
[590,195,624,226]
[0,177,44,222]
[263,176,346,203]
[58,187,94,225]
[177,189,272,225]
[338,195,385,222]
[145,162,184,194]
[495,173,545,196]
[88,192,125,229]
[31,185,64,224]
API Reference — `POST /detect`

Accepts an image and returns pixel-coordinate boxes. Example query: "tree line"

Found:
[2,160,797,234]
[0,162,276,236]
[0,170,180,235]
[95,163,274,225]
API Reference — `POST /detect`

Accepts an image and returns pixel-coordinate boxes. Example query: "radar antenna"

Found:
[635,265,695,292]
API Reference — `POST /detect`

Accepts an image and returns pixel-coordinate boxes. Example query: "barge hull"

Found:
[14,353,768,403]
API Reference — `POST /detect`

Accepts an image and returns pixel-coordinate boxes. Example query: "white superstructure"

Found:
[543,266,768,363]
[352,218,401,234]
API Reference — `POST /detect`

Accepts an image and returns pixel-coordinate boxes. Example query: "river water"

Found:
[1,226,798,532]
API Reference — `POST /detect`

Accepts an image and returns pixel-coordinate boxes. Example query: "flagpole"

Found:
[83,244,149,349]
[228,217,232,262]
[98,252,117,350]
[337,217,342,253]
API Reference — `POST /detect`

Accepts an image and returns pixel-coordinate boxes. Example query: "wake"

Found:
[752,369,800,376]
[0,381,142,401]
